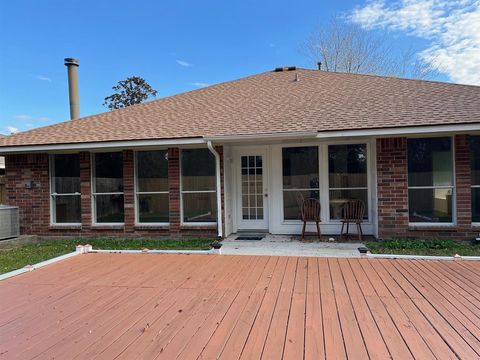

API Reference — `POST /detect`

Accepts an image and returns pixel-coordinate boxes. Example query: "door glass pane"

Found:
[282,147,319,189]
[408,137,452,187]
[137,151,168,192]
[54,195,81,223]
[53,154,80,194]
[328,144,367,188]
[408,188,453,223]
[95,152,124,193]
[329,189,368,220]
[240,155,264,220]
[283,190,319,220]
[138,193,169,223]
[95,194,124,223]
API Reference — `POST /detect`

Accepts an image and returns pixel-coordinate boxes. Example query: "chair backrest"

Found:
[301,198,321,221]
[343,199,365,221]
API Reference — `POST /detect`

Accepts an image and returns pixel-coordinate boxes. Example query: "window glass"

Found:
[137,150,168,192]
[183,192,217,222]
[471,136,480,222]
[282,147,319,189]
[181,149,216,223]
[408,137,453,187]
[328,144,367,188]
[328,144,368,220]
[182,149,216,191]
[54,196,81,223]
[95,152,123,193]
[282,147,319,220]
[138,193,169,223]
[94,152,124,223]
[95,194,124,223]
[408,188,453,223]
[53,154,80,194]
[407,137,453,223]
[51,154,81,223]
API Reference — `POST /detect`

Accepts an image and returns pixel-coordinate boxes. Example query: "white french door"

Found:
[236,148,269,230]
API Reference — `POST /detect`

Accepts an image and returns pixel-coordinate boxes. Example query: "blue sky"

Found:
[1,0,479,135]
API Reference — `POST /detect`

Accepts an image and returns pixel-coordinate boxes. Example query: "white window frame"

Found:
[180,148,217,226]
[134,150,169,226]
[49,154,82,226]
[91,152,125,226]
[281,146,320,222]
[327,143,370,222]
[279,141,372,225]
[471,135,480,226]
[407,136,456,227]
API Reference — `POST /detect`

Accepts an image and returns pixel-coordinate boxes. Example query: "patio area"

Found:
[0,253,479,359]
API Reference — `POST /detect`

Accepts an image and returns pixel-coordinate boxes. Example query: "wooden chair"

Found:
[340,199,365,241]
[301,198,321,240]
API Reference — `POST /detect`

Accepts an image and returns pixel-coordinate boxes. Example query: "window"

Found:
[282,147,319,220]
[50,154,81,223]
[181,149,216,223]
[472,136,480,223]
[328,144,368,220]
[136,150,169,223]
[408,137,454,223]
[92,152,124,223]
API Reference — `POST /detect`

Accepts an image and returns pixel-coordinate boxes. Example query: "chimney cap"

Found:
[64,58,79,66]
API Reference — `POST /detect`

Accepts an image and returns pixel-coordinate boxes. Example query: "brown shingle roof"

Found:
[1,68,479,147]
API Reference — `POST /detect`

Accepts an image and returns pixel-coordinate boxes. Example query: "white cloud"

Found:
[7,126,19,134]
[36,75,52,82]
[14,114,33,121]
[350,0,480,85]
[191,82,210,87]
[176,60,192,67]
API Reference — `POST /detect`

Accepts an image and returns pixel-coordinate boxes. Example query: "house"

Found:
[0,67,479,240]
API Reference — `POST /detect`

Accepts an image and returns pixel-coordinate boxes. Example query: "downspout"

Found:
[207,141,223,238]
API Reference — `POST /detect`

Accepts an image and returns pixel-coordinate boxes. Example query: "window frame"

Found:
[91,152,125,226]
[279,141,373,225]
[407,136,456,226]
[180,148,217,226]
[327,143,370,222]
[134,150,170,226]
[471,135,480,226]
[49,154,82,226]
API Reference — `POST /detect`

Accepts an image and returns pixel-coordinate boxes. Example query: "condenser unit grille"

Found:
[0,206,20,240]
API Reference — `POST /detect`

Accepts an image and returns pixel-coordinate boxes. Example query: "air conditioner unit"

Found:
[0,205,20,240]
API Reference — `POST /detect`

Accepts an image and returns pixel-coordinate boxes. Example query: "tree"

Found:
[302,17,436,79]
[103,76,158,110]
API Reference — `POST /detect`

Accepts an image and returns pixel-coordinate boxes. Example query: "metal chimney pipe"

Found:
[64,58,80,119]
[317,62,322,70]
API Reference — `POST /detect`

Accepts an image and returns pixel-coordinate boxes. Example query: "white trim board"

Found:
[317,123,480,139]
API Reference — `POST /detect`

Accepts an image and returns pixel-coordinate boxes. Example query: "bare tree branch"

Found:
[301,17,438,80]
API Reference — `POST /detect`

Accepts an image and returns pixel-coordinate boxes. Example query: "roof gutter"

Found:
[316,123,480,139]
[204,131,318,142]
[0,137,205,154]
[206,141,223,238]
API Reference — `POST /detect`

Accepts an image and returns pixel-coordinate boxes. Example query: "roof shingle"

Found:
[1,68,479,147]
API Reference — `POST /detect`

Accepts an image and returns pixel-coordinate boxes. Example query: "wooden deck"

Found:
[0,253,479,359]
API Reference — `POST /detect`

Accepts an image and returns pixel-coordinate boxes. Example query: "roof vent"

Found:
[274,66,296,72]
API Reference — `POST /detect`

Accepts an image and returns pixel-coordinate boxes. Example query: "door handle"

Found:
[264,193,268,197]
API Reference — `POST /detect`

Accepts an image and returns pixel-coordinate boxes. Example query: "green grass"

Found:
[367,238,480,256]
[0,238,214,275]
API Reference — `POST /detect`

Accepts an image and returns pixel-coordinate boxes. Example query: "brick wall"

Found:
[5,146,224,238]
[377,135,478,240]
[376,138,409,238]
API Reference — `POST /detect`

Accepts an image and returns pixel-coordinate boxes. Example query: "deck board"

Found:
[0,253,479,359]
